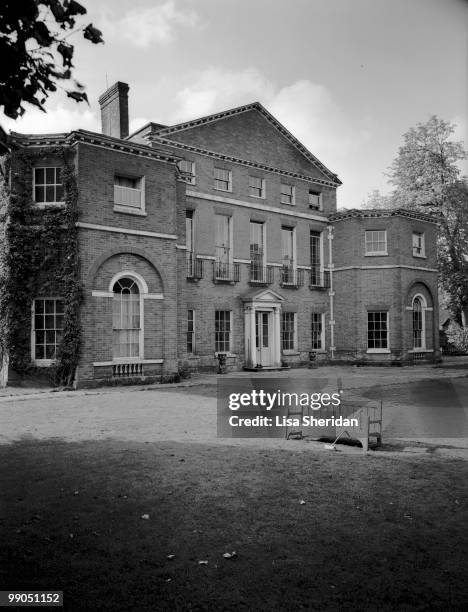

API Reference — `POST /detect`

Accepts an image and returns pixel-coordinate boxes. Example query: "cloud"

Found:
[129,117,150,133]
[170,67,370,177]
[1,105,99,135]
[172,67,275,122]
[103,1,200,48]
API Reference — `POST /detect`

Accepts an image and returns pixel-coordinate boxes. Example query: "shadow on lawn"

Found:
[1,438,468,611]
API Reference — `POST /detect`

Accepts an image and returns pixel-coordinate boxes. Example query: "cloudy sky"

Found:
[2,0,467,207]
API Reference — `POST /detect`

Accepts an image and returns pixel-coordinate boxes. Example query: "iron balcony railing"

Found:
[309,267,331,289]
[249,263,274,284]
[186,253,203,279]
[280,265,304,288]
[213,260,240,283]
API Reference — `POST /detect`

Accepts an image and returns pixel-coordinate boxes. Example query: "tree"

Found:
[361,189,396,210]
[387,116,468,325]
[0,0,103,119]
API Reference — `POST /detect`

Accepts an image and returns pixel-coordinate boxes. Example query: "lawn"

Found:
[0,439,467,611]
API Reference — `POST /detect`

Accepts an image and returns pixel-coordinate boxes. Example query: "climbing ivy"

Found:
[0,146,82,386]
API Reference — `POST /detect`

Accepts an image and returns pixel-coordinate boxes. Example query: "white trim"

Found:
[214,310,233,354]
[311,312,325,351]
[280,182,296,206]
[408,349,433,354]
[366,349,391,354]
[365,230,387,256]
[176,244,187,250]
[187,308,196,355]
[33,166,64,206]
[234,258,252,264]
[213,167,232,192]
[31,297,64,366]
[367,311,390,352]
[92,290,113,298]
[412,293,427,350]
[248,176,266,199]
[110,272,146,360]
[113,205,147,217]
[35,202,66,209]
[76,222,177,240]
[108,271,149,294]
[93,359,164,366]
[334,265,438,272]
[412,231,426,258]
[143,293,164,300]
[197,254,216,260]
[186,190,327,222]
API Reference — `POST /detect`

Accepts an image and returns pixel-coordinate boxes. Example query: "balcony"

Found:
[309,267,331,290]
[280,266,304,288]
[249,264,274,285]
[114,185,142,208]
[213,260,240,283]
[186,253,203,280]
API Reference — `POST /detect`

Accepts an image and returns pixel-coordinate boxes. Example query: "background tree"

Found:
[361,189,396,210]
[387,115,468,326]
[0,0,103,119]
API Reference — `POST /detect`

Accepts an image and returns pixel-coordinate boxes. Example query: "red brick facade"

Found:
[1,84,440,387]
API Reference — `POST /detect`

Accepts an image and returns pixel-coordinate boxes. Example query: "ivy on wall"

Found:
[0,146,82,387]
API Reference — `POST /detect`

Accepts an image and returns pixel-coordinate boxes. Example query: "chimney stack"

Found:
[98,82,129,139]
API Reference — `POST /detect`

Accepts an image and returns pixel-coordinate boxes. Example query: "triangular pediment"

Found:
[153,103,340,184]
[242,288,285,303]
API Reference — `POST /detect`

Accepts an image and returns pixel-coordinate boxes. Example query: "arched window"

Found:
[412,296,424,349]
[113,277,141,359]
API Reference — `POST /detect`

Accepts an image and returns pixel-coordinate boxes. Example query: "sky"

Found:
[2,0,467,208]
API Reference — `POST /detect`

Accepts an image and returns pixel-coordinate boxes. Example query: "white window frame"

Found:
[250,220,266,277]
[412,232,425,258]
[367,311,390,353]
[249,176,265,199]
[213,168,232,192]
[178,160,196,185]
[187,309,196,354]
[281,312,297,353]
[110,271,146,362]
[411,294,427,350]
[215,310,233,355]
[308,189,323,211]
[31,297,65,366]
[280,183,295,205]
[365,230,388,256]
[311,312,325,351]
[114,175,146,215]
[33,167,64,207]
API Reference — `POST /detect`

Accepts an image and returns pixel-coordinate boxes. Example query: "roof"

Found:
[131,101,342,185]
[329,208,439,225]
[7,129,182,166]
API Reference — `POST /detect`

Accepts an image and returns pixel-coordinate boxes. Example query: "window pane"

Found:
[55,185,64,202]
[45,186,55,202]
[45,300,55,314]
[45,168,55,184]
[35,186,45,202]
[35,168,45,184]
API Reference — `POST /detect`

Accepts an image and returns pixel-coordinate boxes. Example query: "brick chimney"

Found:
[98,82,129,139]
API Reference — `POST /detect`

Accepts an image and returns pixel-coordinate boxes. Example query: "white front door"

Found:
[255,311,272,366]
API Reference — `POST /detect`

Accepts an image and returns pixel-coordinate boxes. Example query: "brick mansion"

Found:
[0,82,440,387]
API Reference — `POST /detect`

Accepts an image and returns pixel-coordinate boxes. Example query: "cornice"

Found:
[329,208,438,225]
[151,136,340,188]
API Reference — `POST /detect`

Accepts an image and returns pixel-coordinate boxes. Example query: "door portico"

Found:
[242,288,285,368]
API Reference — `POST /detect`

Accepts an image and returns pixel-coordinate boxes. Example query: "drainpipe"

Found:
[327,225,335,360]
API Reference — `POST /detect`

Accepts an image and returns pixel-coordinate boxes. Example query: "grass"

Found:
[0,439,467,611]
